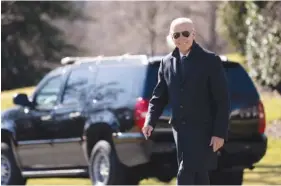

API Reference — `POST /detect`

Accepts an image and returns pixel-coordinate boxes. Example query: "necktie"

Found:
[181,56,188,79]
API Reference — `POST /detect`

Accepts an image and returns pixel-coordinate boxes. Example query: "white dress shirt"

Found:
[180,51,190,59]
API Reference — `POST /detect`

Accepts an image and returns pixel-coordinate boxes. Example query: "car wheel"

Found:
[210,170,244,185]
[1,143,26,185]
[89,140,126,185]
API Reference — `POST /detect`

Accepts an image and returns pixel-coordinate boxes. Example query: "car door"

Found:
[51,65,97,167]
[16,74,64,168]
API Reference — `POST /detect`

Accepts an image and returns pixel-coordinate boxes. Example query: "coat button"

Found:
[180,105,183,108]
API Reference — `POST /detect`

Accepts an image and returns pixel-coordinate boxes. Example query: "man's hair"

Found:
[169,17,193,34]
[166,17,194,50]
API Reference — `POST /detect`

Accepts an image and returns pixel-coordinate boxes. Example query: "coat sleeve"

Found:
[209,55,231,140]
[144,59,169,128]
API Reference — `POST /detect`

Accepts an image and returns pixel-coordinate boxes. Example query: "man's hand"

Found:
[209,136,224,152]
[142,125,154,140]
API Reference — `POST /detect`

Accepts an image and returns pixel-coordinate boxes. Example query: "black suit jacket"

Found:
[144,41,230,171]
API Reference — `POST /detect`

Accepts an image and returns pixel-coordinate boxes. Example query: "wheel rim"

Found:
[92,152,110,185]
[1,155,11,185]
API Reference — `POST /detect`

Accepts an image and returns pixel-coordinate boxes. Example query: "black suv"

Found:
[1,54,267,185]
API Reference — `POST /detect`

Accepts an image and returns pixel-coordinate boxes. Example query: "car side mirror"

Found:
[13,93,33,107]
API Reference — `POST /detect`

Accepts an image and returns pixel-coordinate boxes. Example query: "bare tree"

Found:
[57,1,233,57]
[120,1,172,55]
[208,2,218,51]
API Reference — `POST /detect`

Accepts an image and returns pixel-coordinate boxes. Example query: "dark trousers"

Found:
[173,127,210,185]
[177,162,210,185]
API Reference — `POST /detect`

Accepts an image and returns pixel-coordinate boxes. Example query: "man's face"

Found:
[171,22,194,52]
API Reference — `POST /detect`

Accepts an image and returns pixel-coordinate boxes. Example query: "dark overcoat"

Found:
[144,41,230,171]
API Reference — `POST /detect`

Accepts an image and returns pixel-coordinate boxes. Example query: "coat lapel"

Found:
[170,56,177,75]
[170,47,181,76]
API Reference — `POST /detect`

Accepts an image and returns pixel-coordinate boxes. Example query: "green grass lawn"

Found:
[1,86,34,110]
[261,93,281,123]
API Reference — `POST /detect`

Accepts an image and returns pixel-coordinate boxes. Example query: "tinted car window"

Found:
[62,66,95,104]
[144,62,160,99]
[143,62,172,114]
[35,75,62,109]
[94,64,142,106]
[223,63,259,101]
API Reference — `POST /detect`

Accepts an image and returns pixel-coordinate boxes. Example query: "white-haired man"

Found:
[142,17,230,185]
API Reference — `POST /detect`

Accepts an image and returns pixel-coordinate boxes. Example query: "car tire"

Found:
[210,170,244,185]
[89,140,126,185]
[1,142,26,185]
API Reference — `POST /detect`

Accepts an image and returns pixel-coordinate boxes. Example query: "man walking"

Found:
[142,17,230,185]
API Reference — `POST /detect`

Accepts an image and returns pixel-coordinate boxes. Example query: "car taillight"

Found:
[230,100,266,134]
[258,101,266,134]
[134,97,149,129]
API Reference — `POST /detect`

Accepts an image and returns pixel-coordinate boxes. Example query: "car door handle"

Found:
[41,115,52,121]
[69,112,81,118]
